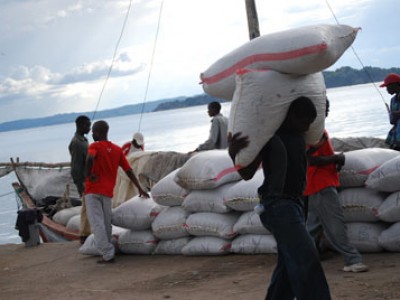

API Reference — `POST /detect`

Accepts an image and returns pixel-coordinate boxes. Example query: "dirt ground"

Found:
[0,242,399,300]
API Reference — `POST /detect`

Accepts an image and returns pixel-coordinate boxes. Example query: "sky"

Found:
[0,0,399,123]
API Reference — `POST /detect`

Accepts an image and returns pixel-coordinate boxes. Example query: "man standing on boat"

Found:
[380,73,400,150]
[84,120,149,263]
[192,101,228,152]
[69,115,91,245]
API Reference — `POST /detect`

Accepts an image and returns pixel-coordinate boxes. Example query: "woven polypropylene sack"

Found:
[201,24,358,100]
[228,69,326,168]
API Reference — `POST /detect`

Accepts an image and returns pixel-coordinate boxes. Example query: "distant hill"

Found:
[323,66,400,87]
[0,94,223,132]
[0,66,399,132]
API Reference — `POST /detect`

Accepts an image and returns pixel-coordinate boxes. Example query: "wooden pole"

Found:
[245,0,260,40]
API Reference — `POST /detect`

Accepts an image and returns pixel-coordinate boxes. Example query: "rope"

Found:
[137,0,164,132]
[0,191,14,198]
[91,0,133,121]
[324,0,390,115]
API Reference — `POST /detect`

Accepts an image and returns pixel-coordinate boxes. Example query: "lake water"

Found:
[0,82,391,244]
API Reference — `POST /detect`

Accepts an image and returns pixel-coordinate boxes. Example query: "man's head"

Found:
[91,120,109,142]
[207,101,221,117]
[75,115,91,135]
[132,132,144,149]
[282,96,317,134]
[380,73,400,95]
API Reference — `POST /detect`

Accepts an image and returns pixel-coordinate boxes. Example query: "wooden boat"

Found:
[6,151,191,243]
[9,160,81,242]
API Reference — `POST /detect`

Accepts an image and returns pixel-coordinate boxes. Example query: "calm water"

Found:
[0,82,390,244]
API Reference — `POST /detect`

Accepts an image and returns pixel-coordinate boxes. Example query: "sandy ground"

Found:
[0,242,399,300]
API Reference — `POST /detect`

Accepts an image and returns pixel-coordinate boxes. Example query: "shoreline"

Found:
[1,242,400,299]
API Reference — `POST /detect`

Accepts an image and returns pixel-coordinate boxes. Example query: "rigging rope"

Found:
[91,0,133,121]
[137,0,164,132]
[324,0,390,115]
[0,190,14,198]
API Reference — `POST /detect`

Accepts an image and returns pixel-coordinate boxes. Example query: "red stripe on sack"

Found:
[202,43,328,85]
[357,165,380,175]
[214,165,242,182]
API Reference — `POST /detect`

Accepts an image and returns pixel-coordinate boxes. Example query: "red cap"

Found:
[380,73,400,87]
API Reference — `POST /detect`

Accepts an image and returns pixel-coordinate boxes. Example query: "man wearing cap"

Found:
[122,132,144,156]
[380,73,400,150]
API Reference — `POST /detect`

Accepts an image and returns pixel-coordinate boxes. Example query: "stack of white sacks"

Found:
[74,146,400,256]
[71,23,380,256]
[338,148,400,253]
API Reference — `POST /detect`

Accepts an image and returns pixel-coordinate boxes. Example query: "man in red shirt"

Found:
[122,132,144,156]
[304,99,368,273]
[84,120,149,263]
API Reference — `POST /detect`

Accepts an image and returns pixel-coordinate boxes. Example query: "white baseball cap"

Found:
[133,132,144,146]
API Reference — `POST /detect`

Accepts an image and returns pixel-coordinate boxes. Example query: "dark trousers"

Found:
[259,197,331,300]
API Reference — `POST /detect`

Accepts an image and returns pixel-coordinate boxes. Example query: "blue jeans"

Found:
[307,186,362,266]
[259,197,331,300]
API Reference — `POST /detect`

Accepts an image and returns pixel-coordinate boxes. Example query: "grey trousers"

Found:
[85,194,115,261]
[306,186,362,266]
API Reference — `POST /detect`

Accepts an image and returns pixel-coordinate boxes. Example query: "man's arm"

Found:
[196,119,219,151]
[125,169,150,198]
[84,154,96,182]
[307,152,345,167]
[228,132,261,180]
[307,135,345,168]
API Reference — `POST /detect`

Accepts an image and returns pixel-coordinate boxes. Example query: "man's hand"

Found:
[228,132,249,162]
[138,188,150,198]
[335,152,345,171]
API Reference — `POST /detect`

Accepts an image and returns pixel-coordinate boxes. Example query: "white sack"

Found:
[111,195,164,230]
[338,188,384,222]
[181,236,231,256]
[182,183,233,213]
[378,222,400,252]
[78,227,126,256]
[153,237,192,255]
[53,206,81,226]
[175,150,242,190]
[365,155,400,192]
[66,214,80,232]
[224,169,263,211]
[339,148,400,187]
[376,192,400,223]
[185,212,240,239]
[231,234,277,254]
[151,168,189,206]
[78,234,99,256]
[228,69,326,168]
[201,24,358,100]
[118,230,158,254]
[151,206,190,240]
[346,222,387,253]
[233,211,271,235]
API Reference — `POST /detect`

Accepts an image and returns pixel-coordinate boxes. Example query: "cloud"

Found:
[58,51,145,84]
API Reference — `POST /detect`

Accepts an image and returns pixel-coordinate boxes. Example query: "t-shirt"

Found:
[85,141,131,197]
[303,131,340,196]
[196,113,229,150]
[257,129,307,201]
[68,132,88,185]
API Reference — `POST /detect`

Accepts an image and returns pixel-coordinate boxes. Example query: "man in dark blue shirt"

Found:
[229,96,331,300]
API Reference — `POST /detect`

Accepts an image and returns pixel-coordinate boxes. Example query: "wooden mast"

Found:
[245,0,260,40]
